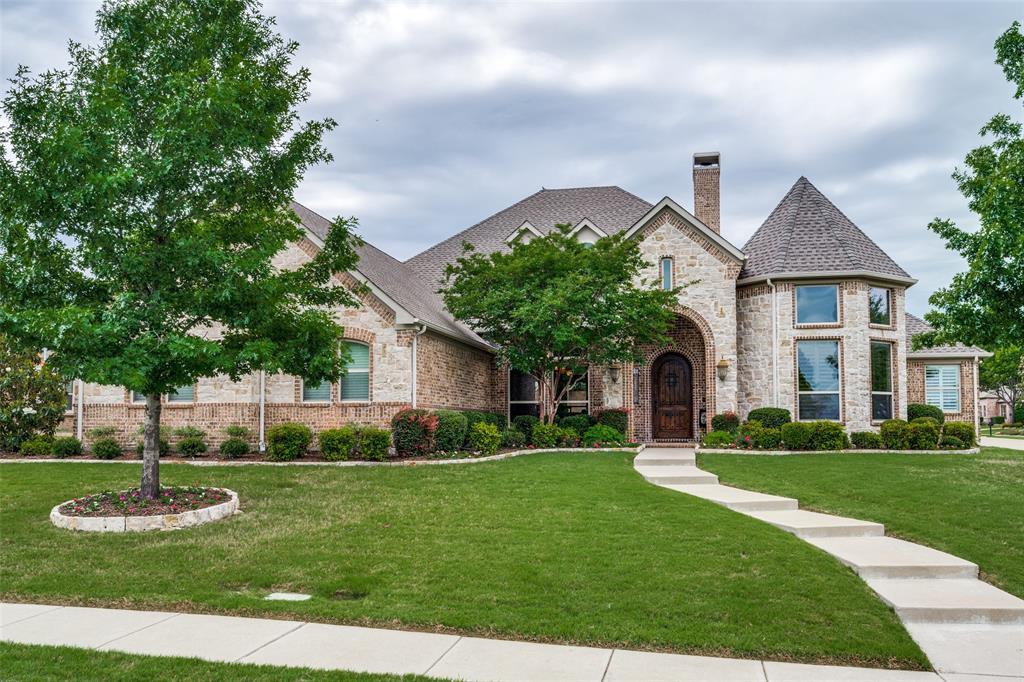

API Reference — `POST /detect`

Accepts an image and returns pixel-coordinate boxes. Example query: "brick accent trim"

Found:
[636,209,739,269]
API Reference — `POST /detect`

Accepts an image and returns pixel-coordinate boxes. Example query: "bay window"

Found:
[797,339,841,420]
[796,285,839,325]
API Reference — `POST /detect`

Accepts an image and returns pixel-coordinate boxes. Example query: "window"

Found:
[302,380,331,402]
[869,287,891,325]
[796,285,839,325]
[131,391,146,403]
[556,368,589,417]
[661,258,673,291]
[167,385,194,403]
[508,367,589,418]
[870,341,893,420]
[340,341,370,401]
[925,365,960,413]
[797,340,841,420]
[65,381,75,412]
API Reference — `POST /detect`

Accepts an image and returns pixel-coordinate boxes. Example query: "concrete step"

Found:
[663,484,799,512]
[808,537,979,579]
[633,451,696,467]
[866,578,1024,625]
[744,509,884,538]
[635,466,718,486]
[903,622,1024,677]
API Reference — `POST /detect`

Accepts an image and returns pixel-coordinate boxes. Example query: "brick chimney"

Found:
[693,152,720,233]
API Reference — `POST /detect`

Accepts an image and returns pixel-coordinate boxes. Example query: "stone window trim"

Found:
[869,337,898,425]
[867,285,896,330]
[792,335,846,424]
[792,283,844,329]
[294,329,376,405]
[126,386,197,407]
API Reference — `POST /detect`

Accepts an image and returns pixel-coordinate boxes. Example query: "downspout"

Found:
[258,370,266,453]
[411,323,427,408]
[767,278,778,407]
[974,356,980,438]
[75,379,84,441]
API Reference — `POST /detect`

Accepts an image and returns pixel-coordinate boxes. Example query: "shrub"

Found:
[907,420,940,450]
[92,437,121,459]
[51,436,83,458]
[711,411,740,434]
[911,416,941,428]
[582,424,625,447]
[355,425,391,461]
[908,403,945,424]
[781,422,814,451]
[992,415,1006,425]
[19,435,54,457]
[177,436,207,457]
[135,438,170,458]
[88,426,117,438]
[940,435,965,449]
[880,419,911,450]
[1015,406,1024,423]
[502,429,526,449]
[558,414,593,437]
[809,421,849,451]
[512,414,539,442]
[0,336,67,451]
[319,427,358,462]
[737,420,781,450]
[469,421,501,456]
[391,409,437,455]
[224,424,252,439]
[747,407,791,430]
[433,410,468,452]
[173,426,206,439]
[266,422,312,461]
[219,437,249,459]
[557,426,580,447]
[942,421,976,448]
[596,408,628,435]
[850,431,884,449]
[462,411,505,446]
[531,422,560,448]
[702,430,735,447]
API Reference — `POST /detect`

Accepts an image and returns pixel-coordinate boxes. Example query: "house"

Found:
[63,153,989,449]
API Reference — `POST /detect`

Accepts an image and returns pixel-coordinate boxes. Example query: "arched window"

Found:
[340,341,370,401]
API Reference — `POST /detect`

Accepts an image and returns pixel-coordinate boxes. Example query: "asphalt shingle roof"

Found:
[740,177,912,282]
[905,313,988,357]
[404,186,653,284]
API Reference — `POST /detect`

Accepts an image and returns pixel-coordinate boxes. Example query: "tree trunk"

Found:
[141,394,161,499]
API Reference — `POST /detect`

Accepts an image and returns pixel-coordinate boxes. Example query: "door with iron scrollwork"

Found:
[652,353,692,439]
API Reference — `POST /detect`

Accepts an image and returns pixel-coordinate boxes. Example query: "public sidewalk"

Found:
[980,435,1024,451]
[1,602,950,682]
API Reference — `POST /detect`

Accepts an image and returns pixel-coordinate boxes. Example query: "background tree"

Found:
[0,337,68,451]
[442,226,681,424]
[918,21,1024,350]
[980,345,1023,423]
[0,0,361,497]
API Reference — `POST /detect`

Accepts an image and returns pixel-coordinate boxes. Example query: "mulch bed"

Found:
[58,486,231,517]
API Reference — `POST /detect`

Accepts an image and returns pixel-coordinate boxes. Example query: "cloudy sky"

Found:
[2,1,1020,314]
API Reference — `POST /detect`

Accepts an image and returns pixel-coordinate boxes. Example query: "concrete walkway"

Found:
[0,601,967,681]
[635,448,1024,681]
[980,435,1024,451]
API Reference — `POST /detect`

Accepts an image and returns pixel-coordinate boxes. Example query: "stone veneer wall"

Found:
[907,358,977,426]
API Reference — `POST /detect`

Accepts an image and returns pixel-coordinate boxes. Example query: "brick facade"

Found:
[415,331,502,412]
[907,358,977,426]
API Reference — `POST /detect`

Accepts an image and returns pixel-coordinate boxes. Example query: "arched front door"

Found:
[652,353,693,440]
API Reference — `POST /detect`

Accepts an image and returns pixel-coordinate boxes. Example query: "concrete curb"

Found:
[696,447,980,456]
[50,489,239,533]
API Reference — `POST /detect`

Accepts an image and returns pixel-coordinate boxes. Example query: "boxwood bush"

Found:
[850,431,884,449]
[502,428,526,449]
[711,411,740,434]
[907,420,940,450]
[808,421,849,451]
[266,422,312,461]
[596,409,628,435]
[512,414,539,442]
[908,403,945,424]
[780,422,813,450]
[942,421,975,447]
[582,424,625,447]
[319,427,358,462]
[92,437,122,459]
[702,430,734,447]
[940,435,965,449]
[746,407,791,430]
[19,435,54,457]
[558,414,593,437]
[177,436,208,457]
[391,409,437,456]
[433,410,468,452]
[51,436,83,458]
[469,421,502,456]
[880,419,911,450]
[219,437,249,459]
[356,426,391,461]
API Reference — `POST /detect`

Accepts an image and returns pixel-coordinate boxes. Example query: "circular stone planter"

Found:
[50,488,239,533]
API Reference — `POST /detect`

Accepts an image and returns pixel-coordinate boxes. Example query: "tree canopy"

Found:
[0,337,68,451]
[0,0,360,494]
[441,226,681,424]
[980,345,1023,423]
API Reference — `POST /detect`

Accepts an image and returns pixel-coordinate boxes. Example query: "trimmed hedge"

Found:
[92,437,121,460]
[357,426,391,461]
[850,431,884,449]
[940,435,965,449]
[942,421,975,447]
[809,421,849,451]
[512,415,539,442]
[908,420,940,450]
[908,403,945,424]
[319,427,358,462]
[711,411,740,434]
[737,420,781,450]
[434,410,468,452]
[219,437,249,459]
[596,409,628,435]
[558,414,593,437]
[702,430,734,447]
[177,436,208,457]
[582,424,625,447]
[462,411,505,446]
[51,436,83,458]
[19,435,53,457]
[391,409,437,456]
[780,422,813,450]
[880,419,911,450]
[266,422,312,462]
[747,407,791,430]
[469,421,501,456]
[531,422,561,448]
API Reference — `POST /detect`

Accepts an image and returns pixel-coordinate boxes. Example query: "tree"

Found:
[980,346,1023,423]
[0,0,361,497]
[441,226,681,424]
[0,337,68,451]
[918,21,1024,351]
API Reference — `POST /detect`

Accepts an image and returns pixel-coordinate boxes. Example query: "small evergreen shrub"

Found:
[502,429,526,449]
[356,425,391,461]
[850,431,884,449]
[219,437,249,459]
[531,422,560,448]
[92,437,122,459]
[87,426,117,438]
[747,407,791,430]
[558,414,593,437]
[880,419,911,450]
[469,421,502,456]
[582,424,625,447]
[319,427,358,462]
[557,426,580,447]
[942,421,975,447]
[391,409,437,455]
[224,424,252,439]
[433,410,468,452]
[512,415,539,442]
[702,430,735,447]
[991,415,1006,425]
[907,420,940,450]
[266,422,312,461]
[1015,406,1024,423]
[19,435,54,457]
[177,436,207,457]
[911,416,941,428]
[135,438,170,458]
[737,420,781,450]
[461,411,505,446]
[780,422,813,450]
[908,403,945,424]
[173,426,206,439]
[939,435,965,449]
[809,421,848,451]
[711,411,740,434]
[596,409,629,435]
[51,436,83,458]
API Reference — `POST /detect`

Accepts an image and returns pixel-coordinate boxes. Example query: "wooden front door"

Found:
[652,354,693,440]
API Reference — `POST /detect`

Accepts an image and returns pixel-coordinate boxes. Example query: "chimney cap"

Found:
[693,151,720,167]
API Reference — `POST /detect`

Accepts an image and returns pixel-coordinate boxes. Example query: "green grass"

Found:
[0,642,446,681]
[0,454,926,668]
[700,447,1024,598]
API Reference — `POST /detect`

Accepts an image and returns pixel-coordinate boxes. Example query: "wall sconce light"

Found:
[608,366,621,384]
[716,359,730,382]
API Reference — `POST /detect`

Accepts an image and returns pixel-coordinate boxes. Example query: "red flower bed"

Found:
[59,486,230,517]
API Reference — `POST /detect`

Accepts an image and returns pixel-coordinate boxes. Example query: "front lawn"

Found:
[0,454,926,668]
[700,447,1024,598]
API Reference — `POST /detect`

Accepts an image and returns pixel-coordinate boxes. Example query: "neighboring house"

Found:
[63,153,990,449]
[979,392,1015,423]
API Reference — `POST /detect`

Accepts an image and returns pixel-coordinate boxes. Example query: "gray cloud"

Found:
[3,0,1020,315]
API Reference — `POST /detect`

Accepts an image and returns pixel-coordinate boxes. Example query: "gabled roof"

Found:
[291,202,489,349]
[405,186,653,283]
[739,177,915,285]
[621,196,745,262]
[905,313,990,359]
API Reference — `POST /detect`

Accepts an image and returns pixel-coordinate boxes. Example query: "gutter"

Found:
[737,270,918,288]
[767,278,778,407]
[258,370,266,452]
[410,323,427,407]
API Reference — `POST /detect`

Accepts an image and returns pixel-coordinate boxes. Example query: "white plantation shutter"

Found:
[925,365,960,413]
[340,341,370,401]
[302,381,331,402]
